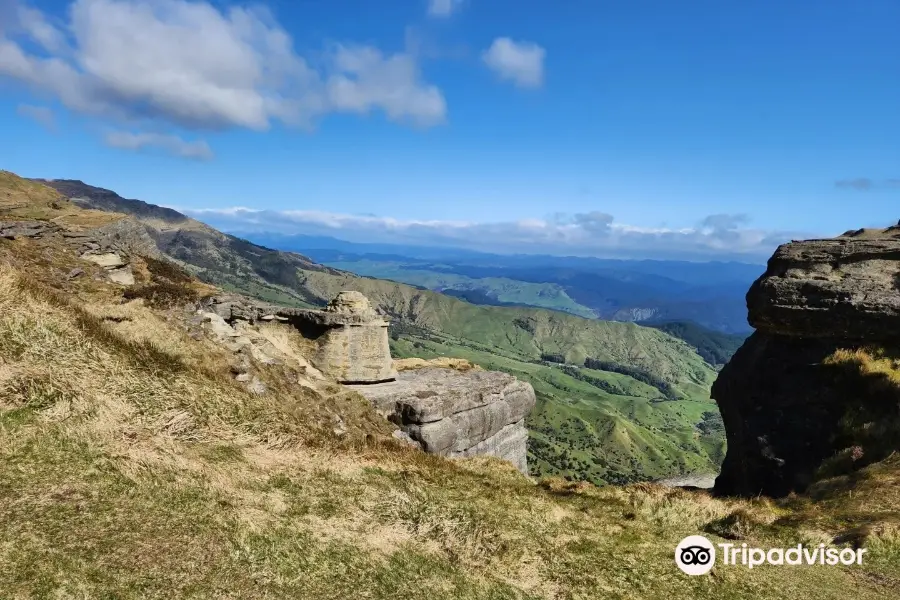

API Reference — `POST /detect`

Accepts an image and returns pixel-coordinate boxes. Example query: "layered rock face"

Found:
[206,291,397,384]
[309,291,398,384]
[350,367,536,474]
[0,219,140,285]
[206,291,537,473]
[714,227,900,497]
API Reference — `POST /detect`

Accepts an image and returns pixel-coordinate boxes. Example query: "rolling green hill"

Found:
[647,320,748,367]
[294,268,723,484]
[38,177,726,484]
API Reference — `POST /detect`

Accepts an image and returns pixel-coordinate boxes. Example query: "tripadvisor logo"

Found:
[676,535,716,575]
[675,535,868,576]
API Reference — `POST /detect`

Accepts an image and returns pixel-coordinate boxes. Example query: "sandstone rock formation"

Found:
[205,291,537,473]
[308,291,397,384]
[714,227,900,497]
[746,227,900,340]
[350,367,536,473]
[0,220,59,239]
[206,291,397,384]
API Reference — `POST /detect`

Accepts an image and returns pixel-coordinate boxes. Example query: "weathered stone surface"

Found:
[747,228,900,340]
[107,266,135,285]
[714,227,900,497]
[199,291,536,471]
[656,474,716,490]
[0,220,59,239]
[81,252,127,269]
[350,367,536,473]
[206,291,396,383]
[713,333,848,497]
[312,322,396,383]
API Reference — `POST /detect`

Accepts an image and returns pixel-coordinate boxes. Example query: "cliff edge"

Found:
[714,226,900,496]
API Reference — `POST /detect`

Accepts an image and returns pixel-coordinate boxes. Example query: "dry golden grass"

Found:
[0,170,122,228]
[825,347,900,386]
[394,357,483,372]
[0,170,66,211]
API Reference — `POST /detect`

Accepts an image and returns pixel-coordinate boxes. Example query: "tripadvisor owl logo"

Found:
[675,535,716,575]
[675,535,869,575]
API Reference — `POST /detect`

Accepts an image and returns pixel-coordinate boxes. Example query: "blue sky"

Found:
[1,0,898,260]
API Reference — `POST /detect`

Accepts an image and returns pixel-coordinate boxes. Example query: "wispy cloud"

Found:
[16,103,55,130]
[103,131,213,160]
[427,0,464,18]
[835,178,900,191]
[482,37,546,88]
[0,0,448,154]
[178,207,805,262]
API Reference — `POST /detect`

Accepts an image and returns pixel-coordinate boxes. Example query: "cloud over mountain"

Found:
[179,206,805,261]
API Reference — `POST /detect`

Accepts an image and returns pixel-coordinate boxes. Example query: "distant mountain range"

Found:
[231,231,763,334]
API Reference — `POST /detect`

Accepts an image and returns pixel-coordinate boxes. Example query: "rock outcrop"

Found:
[746,228,900,340]
[0,219,138,285]
[205,291,537,473]
[714,227,900,497]
[206,291,397,384]
[349,367,536,474]
[304,291,397,384]
[1,220,60,239]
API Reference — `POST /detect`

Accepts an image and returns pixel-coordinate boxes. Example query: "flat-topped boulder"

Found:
[349,367,536,473]
[205,291,396,384]
[304,292,397,383]
[747,227,900,340]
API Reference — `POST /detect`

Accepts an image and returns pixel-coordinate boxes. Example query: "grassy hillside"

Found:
[293,262,725,484]
[1,176,898,598]
[37,176,723,484]
[298,269,717,390]
[647,321,748,367]
[388,328,724,484]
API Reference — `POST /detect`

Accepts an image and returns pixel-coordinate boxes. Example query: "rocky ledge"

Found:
[207,291,537,473]
[714,226,900,497]
[747,227,900,340]
[350,367,536,474]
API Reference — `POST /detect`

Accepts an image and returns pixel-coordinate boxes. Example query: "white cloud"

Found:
[482,37,545,88]
[326,45,446,127]
[180,207,801,261]
[428,0,463,18]
[17,103,56,130]
[104,131,213,160]
[0,0,447,141]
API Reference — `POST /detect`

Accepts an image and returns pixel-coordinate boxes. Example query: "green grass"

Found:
[22,170,727,486]
[390,329,723,485]
[299,268,717,388]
